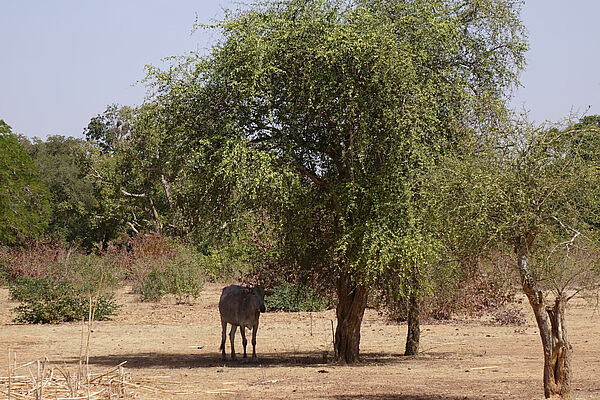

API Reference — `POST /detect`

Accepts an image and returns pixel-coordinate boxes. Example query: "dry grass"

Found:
[1,304,132,400]
[1,351,128,400]
[2,284,600,399]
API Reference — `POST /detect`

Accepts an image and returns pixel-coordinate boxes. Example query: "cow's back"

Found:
[219,285,245,325]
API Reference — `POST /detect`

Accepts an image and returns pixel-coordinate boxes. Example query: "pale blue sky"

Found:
[1,1,599,139]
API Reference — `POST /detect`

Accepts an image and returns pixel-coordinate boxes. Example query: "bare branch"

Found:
[121,190,147,198]
[126,221,140,234]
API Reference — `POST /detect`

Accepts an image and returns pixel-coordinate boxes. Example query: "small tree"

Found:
[439,119,600,399]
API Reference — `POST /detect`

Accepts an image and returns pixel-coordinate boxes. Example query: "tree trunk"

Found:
[405,288,421,356]
[334,272,368,364]
[516,239,572,399]
[159,173,181,235]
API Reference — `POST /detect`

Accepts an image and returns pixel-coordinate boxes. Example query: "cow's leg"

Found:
[229,325,237,359]
[220,320,227,361]
[251,324,258,360]
[240,326,248,358]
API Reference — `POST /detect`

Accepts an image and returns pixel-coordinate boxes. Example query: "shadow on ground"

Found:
[73,351,416,369]
[331,396,477,400]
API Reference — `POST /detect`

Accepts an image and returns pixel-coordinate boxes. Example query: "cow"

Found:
[218,284,266,360]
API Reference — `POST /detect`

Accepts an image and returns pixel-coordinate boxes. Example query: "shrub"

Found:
[0,241,124,291]
[167,259,204,304]
[9,277,120,324]
[137,261,205,304]
[376,260,520,323]
[126,235,205,304]
[138,268,169,302]
[266,279,329,312]
[492,305,526,326]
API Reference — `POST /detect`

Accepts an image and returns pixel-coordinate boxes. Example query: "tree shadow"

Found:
[331,395,477,400]
[75,351,418,370]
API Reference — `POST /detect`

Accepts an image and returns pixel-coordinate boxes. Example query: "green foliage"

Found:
[138,0,528,361]
[9,277,119,324]
[137,261,205,304]
[124,235,206,303]
[434,116,600,296]
[24,136,100,247]
[0,124,51,245]
[138,268,169,302]
[83,103,188,242]
[84,104,134,155]
[266,279,329,312]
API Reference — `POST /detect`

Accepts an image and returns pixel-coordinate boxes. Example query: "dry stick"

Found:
[2,356,127,400]
[86,297,93,381]
[88,362,127,383]
[465,365,499,372]
[13,361,36,373]
[56,365,74,398]
[330,320,335,358]
[36,360,41,400]
[78,318,85,391]
[119,364,125,397]
[0,389,29,400]
[40,359,49,400]
[8,348,11,400]
[84,273,103,400]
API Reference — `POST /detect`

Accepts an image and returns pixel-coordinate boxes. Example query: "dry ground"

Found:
[1,283,599,399]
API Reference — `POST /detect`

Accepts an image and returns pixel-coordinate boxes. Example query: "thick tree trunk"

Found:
[334,273,368,364]
[516,239,572,399]
[405,289,421,356]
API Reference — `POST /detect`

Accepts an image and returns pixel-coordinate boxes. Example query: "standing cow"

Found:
[219,284,266,360]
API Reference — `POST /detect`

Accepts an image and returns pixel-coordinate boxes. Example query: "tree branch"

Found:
[121,189,147,198]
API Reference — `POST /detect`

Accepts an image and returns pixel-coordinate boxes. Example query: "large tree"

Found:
[143,0,526,363]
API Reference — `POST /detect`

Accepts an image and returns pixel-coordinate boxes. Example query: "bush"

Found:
[377,256,520,323]
[125,235,205,304]
[266,280,329,312]
[138,268,168,302]
[0,241,124,291]
[9,277,120,324]
[492,305,526,326]
[137,261,205,304]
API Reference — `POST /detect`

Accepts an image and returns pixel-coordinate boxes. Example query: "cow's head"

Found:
[245,285,266,313]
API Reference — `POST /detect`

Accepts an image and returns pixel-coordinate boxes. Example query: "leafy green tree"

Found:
[0,121,51,245]
[25,136,99,246]
[84,104,133,155]
[437,120,600,399]
[84,103,189,241]
[142,0,526,363]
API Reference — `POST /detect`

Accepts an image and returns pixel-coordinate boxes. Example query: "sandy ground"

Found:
[1,283,599,399]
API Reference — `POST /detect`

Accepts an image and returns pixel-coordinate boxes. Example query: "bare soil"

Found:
[1,283,599,399]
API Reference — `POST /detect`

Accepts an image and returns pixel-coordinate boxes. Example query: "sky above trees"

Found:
[1,0,599,139]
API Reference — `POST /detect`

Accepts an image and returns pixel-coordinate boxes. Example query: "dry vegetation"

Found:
[1,283,599,399]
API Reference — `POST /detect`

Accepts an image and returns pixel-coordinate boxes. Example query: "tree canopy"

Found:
[138,0,527,362]
[0,121,51,245]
